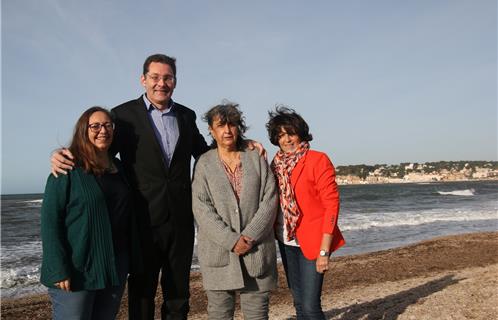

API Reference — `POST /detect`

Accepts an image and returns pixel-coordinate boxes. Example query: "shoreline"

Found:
[2,231,497,319]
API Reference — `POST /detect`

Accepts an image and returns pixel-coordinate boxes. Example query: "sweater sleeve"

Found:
[314,154,340,234]
[241,154,278,242]
[192,161,241,251]
[40,174,71,285]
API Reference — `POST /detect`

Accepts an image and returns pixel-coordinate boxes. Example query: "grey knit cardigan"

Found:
[192,148,278,291]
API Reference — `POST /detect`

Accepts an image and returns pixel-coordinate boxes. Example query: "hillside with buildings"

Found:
[336,161,498,185]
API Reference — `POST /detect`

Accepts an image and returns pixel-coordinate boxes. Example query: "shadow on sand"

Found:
[283,274,461,320]
[324,274,461,320]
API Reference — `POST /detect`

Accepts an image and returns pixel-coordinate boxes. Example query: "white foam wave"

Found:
[341,209,498,231]
[0,266,40,289]
[21,199,43,203]
[437,189,475,196]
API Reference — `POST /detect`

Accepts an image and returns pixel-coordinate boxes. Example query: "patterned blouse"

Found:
[221,160,243,203]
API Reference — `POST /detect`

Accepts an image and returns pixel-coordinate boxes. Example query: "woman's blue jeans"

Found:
[279,242,325,320]
[48,251,129,320]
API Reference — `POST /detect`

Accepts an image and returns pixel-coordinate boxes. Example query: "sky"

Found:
[1,0,497,194]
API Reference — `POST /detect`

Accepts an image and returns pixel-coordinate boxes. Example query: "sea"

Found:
[1,180,497,299]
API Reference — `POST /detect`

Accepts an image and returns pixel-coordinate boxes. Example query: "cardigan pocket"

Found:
[198,238,230,267]
[243,238,276,278]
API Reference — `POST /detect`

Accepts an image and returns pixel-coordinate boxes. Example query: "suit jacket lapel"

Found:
[169,104,185,169]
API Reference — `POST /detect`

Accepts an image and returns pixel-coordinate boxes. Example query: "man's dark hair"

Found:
[143,54,177,76]
[266,105,313,146]
[203,101,248,150]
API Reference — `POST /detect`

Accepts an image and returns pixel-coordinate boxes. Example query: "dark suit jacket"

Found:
[111,96,209,229]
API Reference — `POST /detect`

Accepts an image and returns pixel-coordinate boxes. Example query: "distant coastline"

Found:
[337,177,498,186]
[336,160,498,185]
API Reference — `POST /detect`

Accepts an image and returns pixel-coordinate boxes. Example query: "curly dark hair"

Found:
[266,105,313,146]
[203,101,248,150]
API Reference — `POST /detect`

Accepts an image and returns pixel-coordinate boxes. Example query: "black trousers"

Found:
[128,221,194,320]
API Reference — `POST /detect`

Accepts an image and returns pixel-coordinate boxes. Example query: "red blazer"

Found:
[291,150,345,259]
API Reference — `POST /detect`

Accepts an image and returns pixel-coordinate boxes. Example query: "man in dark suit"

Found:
[52,54,209,319]
[111,54,210,319]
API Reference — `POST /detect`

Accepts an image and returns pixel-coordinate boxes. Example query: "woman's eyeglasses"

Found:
[88,122,115,133]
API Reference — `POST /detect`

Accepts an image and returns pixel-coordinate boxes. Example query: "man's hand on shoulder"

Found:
[50,148,75,177]
[247,140,267,160]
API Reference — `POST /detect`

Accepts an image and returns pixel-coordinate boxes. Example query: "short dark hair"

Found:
[143,54,177,76]
[266,105,313,146]
[68,106,114,176]
[203,101,248,150]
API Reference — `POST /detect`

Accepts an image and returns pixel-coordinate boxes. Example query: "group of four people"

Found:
[41,53,344,320]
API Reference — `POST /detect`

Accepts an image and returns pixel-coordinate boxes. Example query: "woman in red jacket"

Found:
[267,106,345,320]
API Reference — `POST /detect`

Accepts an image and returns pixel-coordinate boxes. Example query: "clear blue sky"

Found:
[2,0,497,194]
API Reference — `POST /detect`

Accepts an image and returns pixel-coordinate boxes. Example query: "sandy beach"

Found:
[2,231,497,319]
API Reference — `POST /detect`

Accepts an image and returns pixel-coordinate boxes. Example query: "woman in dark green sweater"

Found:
[40,106,132,320]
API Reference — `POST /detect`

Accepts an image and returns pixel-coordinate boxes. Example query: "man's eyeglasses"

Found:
[146,74,176,84]
[88,122,115,133]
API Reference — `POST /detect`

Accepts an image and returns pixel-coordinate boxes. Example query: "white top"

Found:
[275,208,300,247]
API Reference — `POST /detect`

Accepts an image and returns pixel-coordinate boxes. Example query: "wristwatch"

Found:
[319,250,330,257]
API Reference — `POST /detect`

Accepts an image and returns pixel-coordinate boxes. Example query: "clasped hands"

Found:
[232,235,255,256]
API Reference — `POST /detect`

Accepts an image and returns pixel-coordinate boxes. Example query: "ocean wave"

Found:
[21,199,43,203]
[1,241,42,264]
[437,189,475,196]
[0,266,40,289]
[341,209,498,231]
[20,199,43,208]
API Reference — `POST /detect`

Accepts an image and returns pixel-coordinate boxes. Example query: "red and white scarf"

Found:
[271,141,310,241]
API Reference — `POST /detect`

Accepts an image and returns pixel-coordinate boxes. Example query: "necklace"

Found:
[219,152,240,173]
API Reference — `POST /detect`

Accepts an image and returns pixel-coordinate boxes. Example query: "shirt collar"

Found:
[143,94,175,113]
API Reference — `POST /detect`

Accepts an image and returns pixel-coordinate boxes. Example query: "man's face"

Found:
[141,62,176,109]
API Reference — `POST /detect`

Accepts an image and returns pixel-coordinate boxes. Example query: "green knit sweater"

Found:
[40,167,119,291]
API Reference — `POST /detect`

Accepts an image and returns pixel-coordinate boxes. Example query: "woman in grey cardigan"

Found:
[192,102,278,319]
